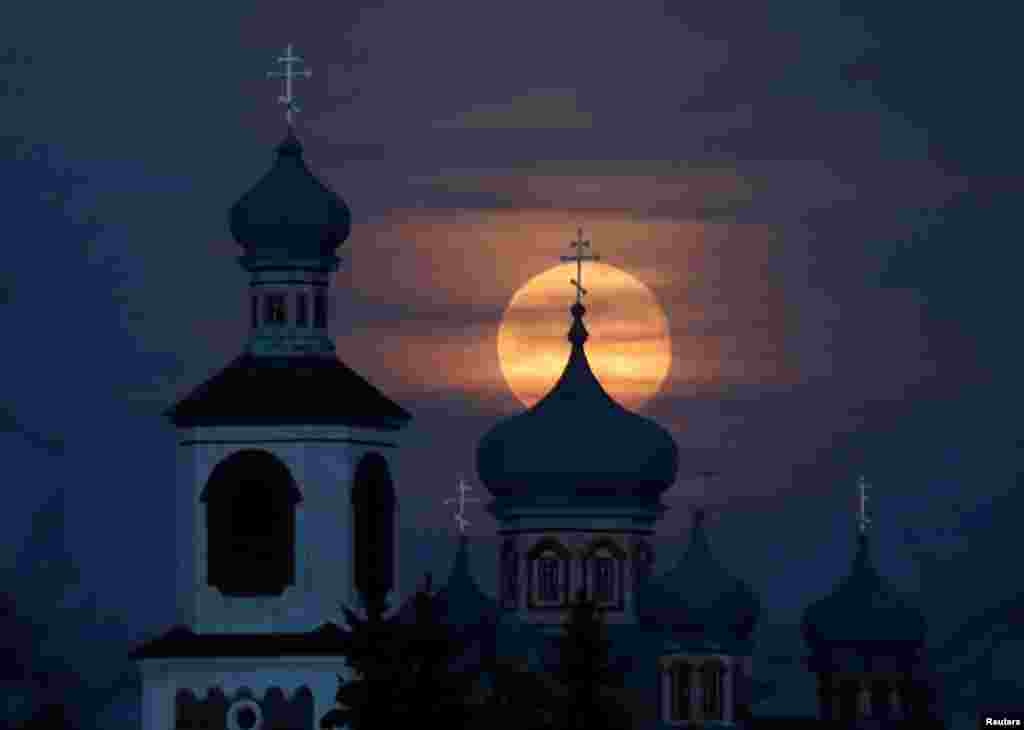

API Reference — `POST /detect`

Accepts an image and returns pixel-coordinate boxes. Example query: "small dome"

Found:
[477,302,678,499]
[640,510,760,645]
[802,533,925,646]
[434,535,501,630]
[229,128,351,259]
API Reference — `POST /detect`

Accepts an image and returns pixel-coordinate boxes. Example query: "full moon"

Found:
[497,262,672,411]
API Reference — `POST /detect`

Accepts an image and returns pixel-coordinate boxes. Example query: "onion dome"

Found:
[477,302,678,499]
[802,531,926,647]
[229,127,351,259]
[640,510,760,647]
[434,534,501,630]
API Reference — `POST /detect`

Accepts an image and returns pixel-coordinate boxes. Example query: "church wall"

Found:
[139,656,345,730]
[175,424,402,634]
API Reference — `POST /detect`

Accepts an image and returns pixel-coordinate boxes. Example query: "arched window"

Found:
[838,679,858,721]
[251,295,259,329]
[201,450,301,597]
[351,453,396,605]
[313,292,327,328]
[527,538,570,608]
[702,662,722,720]
[670,662,692,722]
[583,538,627,609]
[264,294,287,325]
[296,292,308,327]
[500,538,519,609]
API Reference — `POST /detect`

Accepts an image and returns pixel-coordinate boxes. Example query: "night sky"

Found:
[2,1,1022,724]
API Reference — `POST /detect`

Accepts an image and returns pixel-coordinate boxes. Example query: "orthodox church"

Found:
[132,47,941,730]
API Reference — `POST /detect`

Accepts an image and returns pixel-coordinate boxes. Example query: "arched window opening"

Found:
[264,294,287,325]
[583,538,626,609]
[251,295,259,329]
[538,556,560,602]
[313,292,327,329]
[202,449,301,597]
[527,538,570,608]
[838,679,858,721]
[351,452,396,605]
[702,662,722,720]
[670,662,692,722]
[296,292,308,327]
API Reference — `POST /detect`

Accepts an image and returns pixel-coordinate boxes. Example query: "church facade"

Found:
[132,47,942,729]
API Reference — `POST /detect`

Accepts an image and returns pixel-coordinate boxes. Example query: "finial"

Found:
[856,475,871,534]
[560,226,601,306]
[443,475,481,534]
[266,43,312,128]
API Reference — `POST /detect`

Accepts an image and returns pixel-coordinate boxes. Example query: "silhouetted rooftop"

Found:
[478,302,678,500]
[167,352,411,429]
[639,509,760,649]
[130,623,350,658]
[802,532,926,647]
[229,128,351,260]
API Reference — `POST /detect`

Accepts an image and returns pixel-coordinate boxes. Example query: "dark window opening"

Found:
[594,556,615,603]
[251,295,259,329]
[671,663,691,722]
[201,449,301,596]
[538,556,560,602]
[263,294,287,325]
[352,453,396,605]
[703,663,722,720]
[313,293,327,329]
[296,292,308,327]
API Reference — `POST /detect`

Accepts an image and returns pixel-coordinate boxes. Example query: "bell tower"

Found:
[133,43,412,730]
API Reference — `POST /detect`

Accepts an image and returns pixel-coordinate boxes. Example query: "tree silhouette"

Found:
[393,573,475,727]
[473,656,563,730]
[321,588,403,730]
[550,588,630,730]
[323,573,476,730]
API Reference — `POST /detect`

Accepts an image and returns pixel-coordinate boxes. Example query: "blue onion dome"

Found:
[640,510,760,645]
[434,534,501,630]
[477,302,679,499]
[229,127,351,259]
[802,531,926,647]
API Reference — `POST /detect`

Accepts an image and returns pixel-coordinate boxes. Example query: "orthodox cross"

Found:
[560,227,601,304]
[857,475,871,533]
[443,475,480,533]
[266,43,312,127]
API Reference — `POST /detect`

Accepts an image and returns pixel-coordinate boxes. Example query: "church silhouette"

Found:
[131,47,944,730]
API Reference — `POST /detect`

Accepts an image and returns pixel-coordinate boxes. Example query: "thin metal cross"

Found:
[857,475,871,533]
[443,475,480,534]
[560,226,601,304]
[266,43,312,127]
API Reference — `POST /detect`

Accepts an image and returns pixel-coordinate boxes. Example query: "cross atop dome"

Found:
[444,475,480,534]
[266,43,312,128]
[857,475,871,534]
[560,226,601,305]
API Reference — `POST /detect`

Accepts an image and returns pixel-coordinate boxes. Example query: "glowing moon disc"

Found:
[497,263,672,411]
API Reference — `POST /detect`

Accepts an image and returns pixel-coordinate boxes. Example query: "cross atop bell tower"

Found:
[266,43,312,128]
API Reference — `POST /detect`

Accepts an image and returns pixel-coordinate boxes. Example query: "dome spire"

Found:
[560,226,600,348]
[560,226,601,304]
